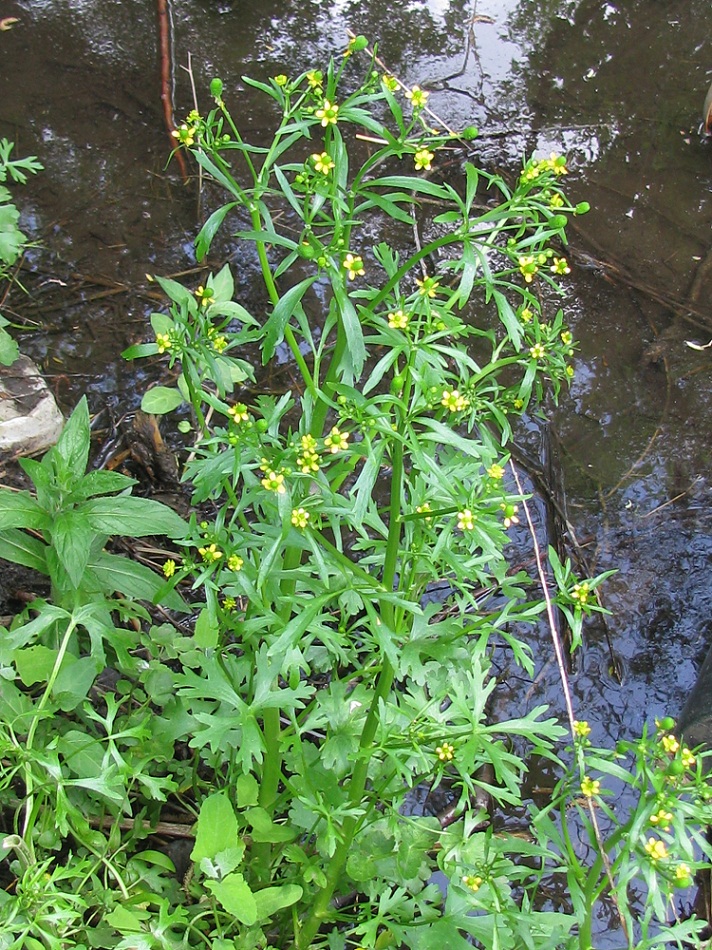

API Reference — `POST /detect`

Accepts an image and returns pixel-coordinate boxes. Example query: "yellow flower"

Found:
[382,74,399,93]
[462,874,483,892]
[551,257,571,276]
[573,720,591,738]
[388,309,409,330]
[212,334,228,353]
[457,509,475,531]
[324,426,349,453]
[228,402,249,423]
[306,70,323,88]
[415,276,440,297]
[661,734,679,755]
[291,507,310,528]
[414,148,434,171]
[274,74,288,86]
[162,559,177,578]
[644,837,668,862]
[549,192,565,209]
[222,596,236,611]
[227,554,244,572]
[518,256,538,283]
[500,503,519,528]
[674,863,692,886]
[171,123,194,147]
[198,543,223,564]
[580,775,600,797]
[311,151,334,174]
[342,253,365,280]
[436,742,454,761]
[681,747,696,769]
[405,85,429,108]
[155,332,172,354]
[315,99,339,126]
[195,285,215,307]
[649,808,673,829]
[570,582,590,606]
[519,307,534,323]
[441,389,469,412]
[561,330,573,345]
[262,470,286,493]
[487,463,505,480]
[529,343,546,360]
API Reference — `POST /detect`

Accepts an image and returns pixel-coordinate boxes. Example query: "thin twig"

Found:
[510,459,628,939]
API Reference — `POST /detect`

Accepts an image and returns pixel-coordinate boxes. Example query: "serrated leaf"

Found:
[53,395,91,476]
[81,496,188,539]
[89,551,188,611]
[0,490,50,531]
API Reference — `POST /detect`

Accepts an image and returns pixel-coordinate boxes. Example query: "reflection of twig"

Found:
[157,0,188,183]
[640,478,702,520]
[347,29,459,138]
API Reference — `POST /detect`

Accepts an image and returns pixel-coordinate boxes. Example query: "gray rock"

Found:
[0,355,64,457]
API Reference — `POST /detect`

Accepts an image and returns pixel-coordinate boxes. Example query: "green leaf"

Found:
[262,275,317,364]
[81,496,188,539]
[205,873,257,925]
[0,326,18,366]
[210,262,234,302]
[53,395,91,477]
[53,654,102,710]
[253,884,303,921]
[52,509,94,588]
[89,551,188,611]
[0,201,24,265]
[191,792,239,862]
[236,773,259,808]
[195,202,238,261]
[0,490,50,532]
[140,386,185,415]
[493,289,522,350]
[245,806,297,843]
[194,606,218,649]
[121,342,158,360]
[13,644,58,686]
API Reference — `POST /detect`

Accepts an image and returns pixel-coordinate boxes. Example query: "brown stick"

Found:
[157,0,188,183]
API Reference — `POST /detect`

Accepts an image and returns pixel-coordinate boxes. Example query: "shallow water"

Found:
[2,0,712,941]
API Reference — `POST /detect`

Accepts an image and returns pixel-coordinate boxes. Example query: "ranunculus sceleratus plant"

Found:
[112,35,712,949]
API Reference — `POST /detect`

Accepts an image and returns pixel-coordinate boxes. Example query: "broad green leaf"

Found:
[210,262,234,302]
[13,644,58,686]
[53,395,91,477]
[493,288,522,350]
[52,509,93,588]
[53,654,102,710]
[191,792,239,861]
[71,468,137,500]
[0,201,24,265]
[153,275,195,308]
[0,326,18,366]
[262,275,317,364]
[140,386,185,415]
[245,806,297,843]
[81,495,188,539]
[121,341,158,360]
[205,873,257,925]
[253,884,303,920]
[0,490,50,532]
[89,551,188,611]
[236,773,259,808]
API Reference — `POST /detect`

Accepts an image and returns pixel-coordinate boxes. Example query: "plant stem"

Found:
[296,432,405,949]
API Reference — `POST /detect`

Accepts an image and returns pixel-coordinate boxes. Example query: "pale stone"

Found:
[0,355,65,456]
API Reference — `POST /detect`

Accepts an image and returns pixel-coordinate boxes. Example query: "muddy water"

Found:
[2,0,712,938]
